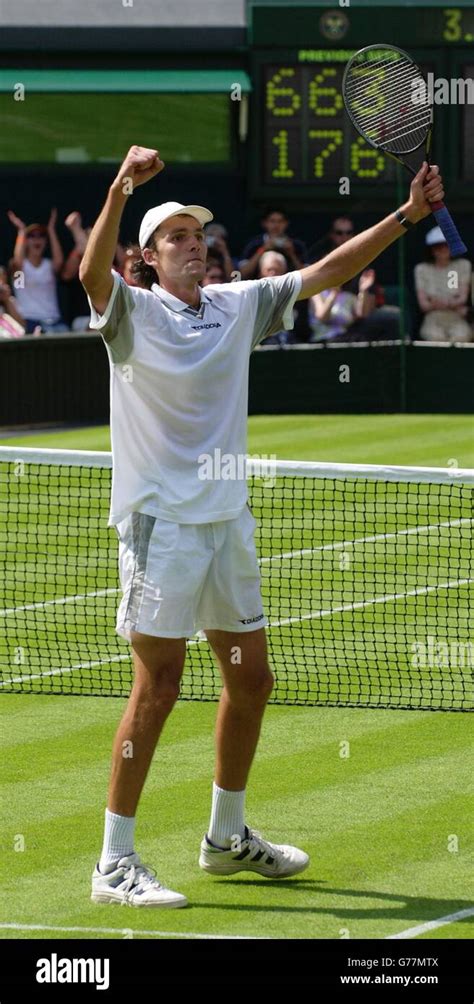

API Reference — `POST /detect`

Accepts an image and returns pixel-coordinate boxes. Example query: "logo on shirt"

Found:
[190,322,222,330]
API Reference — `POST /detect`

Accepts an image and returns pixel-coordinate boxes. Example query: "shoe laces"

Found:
[245,828,280,858]
[121,858,162,895]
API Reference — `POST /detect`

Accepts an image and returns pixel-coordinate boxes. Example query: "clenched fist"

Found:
[113,146,165,194]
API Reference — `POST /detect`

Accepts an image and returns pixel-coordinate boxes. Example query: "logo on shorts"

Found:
[239,614,265,625]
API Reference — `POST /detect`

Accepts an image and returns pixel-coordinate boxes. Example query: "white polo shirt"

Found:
[88,270,302,525]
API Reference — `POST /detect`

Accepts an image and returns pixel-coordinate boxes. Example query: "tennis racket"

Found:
[342,44,467,256]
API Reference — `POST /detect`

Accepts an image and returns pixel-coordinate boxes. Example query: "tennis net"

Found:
[0,447,472,711]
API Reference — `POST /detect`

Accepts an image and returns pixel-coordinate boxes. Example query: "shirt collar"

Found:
[151,283,212,313]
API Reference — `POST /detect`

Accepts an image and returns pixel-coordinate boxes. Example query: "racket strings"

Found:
[345,56,431,154]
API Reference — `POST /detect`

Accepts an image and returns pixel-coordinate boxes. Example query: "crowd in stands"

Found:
[1,205,472,344]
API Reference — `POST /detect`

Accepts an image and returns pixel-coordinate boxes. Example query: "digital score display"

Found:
[262,62,396,187]
[441,7,474,43]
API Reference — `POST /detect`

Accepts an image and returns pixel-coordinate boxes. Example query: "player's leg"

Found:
[107,632,186,818]
[206,626,273,793]
[196,509,309,878]
[91,634,188,908]
[92,512,209,908]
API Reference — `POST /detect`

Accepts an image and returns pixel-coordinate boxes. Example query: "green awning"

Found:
[0,69,251,93]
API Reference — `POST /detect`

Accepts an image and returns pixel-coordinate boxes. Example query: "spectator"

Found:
[122,244,145,288]
[7,209,68,333]
[257,250,310,345]
[307,215,355,262]
[414,226,472,342]
[204,223,235,279]
[309,269,378,342]
[239,207,307,279]
[0,264,26,337]
[309,216,399,340]
[61,211,93,330]
[202,261,226,286]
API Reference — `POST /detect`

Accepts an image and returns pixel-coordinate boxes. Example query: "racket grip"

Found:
[430,202,467,256]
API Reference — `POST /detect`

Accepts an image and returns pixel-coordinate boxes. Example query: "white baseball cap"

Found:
[425,226,447,246]
[139,201,213,249]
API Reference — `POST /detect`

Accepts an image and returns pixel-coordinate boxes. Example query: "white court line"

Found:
[1,518,472,618]
[271,577,474,629]
[0,587,119,617]
[260,517,474,564]
[0,922,263,940]
[1,577,472,686]
[0,653,130,688]
[386,906,474,939]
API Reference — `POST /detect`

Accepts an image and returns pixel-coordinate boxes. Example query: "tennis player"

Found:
[80,146,444,908]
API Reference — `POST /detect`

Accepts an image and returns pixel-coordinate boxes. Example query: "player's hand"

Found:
[407,162,444,221]
[113,146,165,194]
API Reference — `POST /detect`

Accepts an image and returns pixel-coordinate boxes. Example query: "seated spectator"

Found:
[414,227,472,342]
[204,223,235,279]
[7,209,68,333]
[239,206,307,279]
[309,216,400,340]
[257,250,310,345]
[0,265,25,337]
[309,269,378,342]
[201,261,226,286]
[307,215,355,263]
[61,211,93,330]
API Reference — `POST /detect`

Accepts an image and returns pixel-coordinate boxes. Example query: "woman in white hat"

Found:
[414,226,472,342]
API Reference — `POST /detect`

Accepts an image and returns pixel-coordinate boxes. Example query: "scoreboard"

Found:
[262,55,397,186]
[249,4,473,198]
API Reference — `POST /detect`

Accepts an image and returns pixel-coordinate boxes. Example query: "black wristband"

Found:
[394,209,414,230]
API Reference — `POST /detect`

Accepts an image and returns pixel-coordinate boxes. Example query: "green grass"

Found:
[1,416,473,940]
[0,93,229,164]
[1,696,473,940]
[1,414,473,467]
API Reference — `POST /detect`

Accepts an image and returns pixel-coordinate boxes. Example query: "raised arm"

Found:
[7,210,27,271]
[297,164,444,301]
[79,145,165,314]
[46,209,64,274]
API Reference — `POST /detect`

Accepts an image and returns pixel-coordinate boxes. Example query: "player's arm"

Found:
[297,164,444,301]
[79,145,164,314]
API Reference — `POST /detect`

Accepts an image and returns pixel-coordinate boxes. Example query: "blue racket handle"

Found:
[430,202,467,256]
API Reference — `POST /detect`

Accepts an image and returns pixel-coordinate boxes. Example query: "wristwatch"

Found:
[394,209,414,230]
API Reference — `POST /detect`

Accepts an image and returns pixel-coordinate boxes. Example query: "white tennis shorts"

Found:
[115,506,267,640]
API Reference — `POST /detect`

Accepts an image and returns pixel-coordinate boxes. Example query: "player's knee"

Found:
[133,663,183,710]
[233,664,274,706]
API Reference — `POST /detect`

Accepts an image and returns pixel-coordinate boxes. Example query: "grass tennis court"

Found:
[1,415,473,940]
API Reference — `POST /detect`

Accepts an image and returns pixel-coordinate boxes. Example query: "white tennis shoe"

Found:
[91,852,188,908]
[199,825,310,878]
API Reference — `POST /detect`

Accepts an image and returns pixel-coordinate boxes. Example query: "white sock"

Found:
[207,783,246,849]
[99,808,136,873]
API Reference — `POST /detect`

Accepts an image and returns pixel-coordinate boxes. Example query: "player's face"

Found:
[154,215,207,283]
